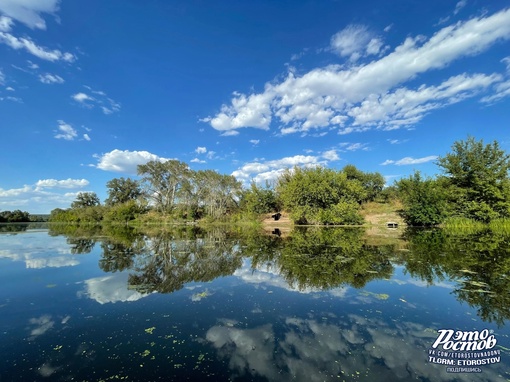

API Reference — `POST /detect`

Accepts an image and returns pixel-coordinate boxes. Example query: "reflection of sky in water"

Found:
[0,230,80,268]
[0,230,509,381]
[81,273,150,304]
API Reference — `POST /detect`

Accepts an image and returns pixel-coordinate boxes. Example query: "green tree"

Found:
[71,192,101,209]
[397,171,449,226]
[437,136,510,222]
[105,177,142,206]
[276,166,365,224]
[137,160,191,213]
[240,182,279,214]
[343,164,385,202]
[0,210,30,222]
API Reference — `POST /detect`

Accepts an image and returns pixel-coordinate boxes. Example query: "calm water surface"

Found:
[0,225,509,381]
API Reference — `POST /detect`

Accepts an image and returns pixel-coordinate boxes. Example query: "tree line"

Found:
[49,136,510,227]
[49,159,385,225]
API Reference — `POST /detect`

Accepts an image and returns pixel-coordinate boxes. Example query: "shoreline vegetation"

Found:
[3,136,510,233]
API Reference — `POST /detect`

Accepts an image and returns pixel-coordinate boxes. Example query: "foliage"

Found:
[0,210,30,222]
[396,172,449,226]
[105,177,142,206]
[71,192,101,209]
[137,160,191,213]
[343,164,385,202]
[103,200,144,223]
[240,182,279,214]
[276,165,381,224]
[437,136,510,222]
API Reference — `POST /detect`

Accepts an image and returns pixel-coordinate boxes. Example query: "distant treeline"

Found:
[0,210,42,223]
[49,136,510,227]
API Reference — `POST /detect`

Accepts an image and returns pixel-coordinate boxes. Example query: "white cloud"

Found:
[0,69,4,85]
[204,9,510,135]
[0,15,13,32]
[330,24,382,61]
[0,0,60,30]
[321,149,340,161]
[72,92,94,103]
[381,155,438,166]
[39,73,64,84]
[94,149,171,174]
[339,142,369,151]
[249,139,260,145]
[83,133,91,141]
[387,139,407,145]
[6,86,14,91]
[35,178,89,190]
[232,154,324,184]
[190,158,206,163]
[454,0,467,15]
[0,32,75,62]
[71,89,120,114]
[195,146,207,154]
[54,120,77,140]
[0,181,88,213]
[220,130,239,136]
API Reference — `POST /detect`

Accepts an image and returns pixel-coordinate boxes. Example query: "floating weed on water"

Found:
[144,327,156,334]
[46,284,57,288]
[141,349,151,358]
[191,290,211,302]
[53,345,62,351]
[360,291,390,300]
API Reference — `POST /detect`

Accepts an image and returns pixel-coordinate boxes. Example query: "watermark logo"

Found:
[428,329,501,373]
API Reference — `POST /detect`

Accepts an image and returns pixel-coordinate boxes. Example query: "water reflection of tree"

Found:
[400,228,510,326]
[246,227,396,290]
[127,228,244,294]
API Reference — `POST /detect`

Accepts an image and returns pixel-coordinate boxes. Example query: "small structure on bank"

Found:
[271,212,282,221]
[387,222,398,228]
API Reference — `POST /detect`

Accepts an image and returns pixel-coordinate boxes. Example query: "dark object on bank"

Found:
[272,212,282,221]
[387,222,398,228]
[272,228,281,236]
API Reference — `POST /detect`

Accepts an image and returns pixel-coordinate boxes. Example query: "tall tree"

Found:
[71,192,100,209]
[105,177,142,206]
[437,136,510,222]
[137,160,190,213]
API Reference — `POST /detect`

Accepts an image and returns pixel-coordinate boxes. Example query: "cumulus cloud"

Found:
[0,0,60,30]
[321,149,340,161]
[190,158,206,163]
[94,149,171,174]
[39,73,64,84]
[232,154,322,184]
[35,178,89,190]
[249,139,260,145]
[381,155,438,166]
[0,185,83,213]
[54,120,77,140]
[204,9,510,136]
[195,146,207,154]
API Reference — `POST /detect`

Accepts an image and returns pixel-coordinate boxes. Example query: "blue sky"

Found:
[1,0,510,214]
